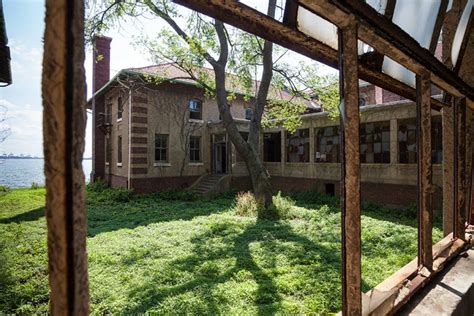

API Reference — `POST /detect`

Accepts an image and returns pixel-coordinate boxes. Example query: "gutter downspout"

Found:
[127,88,132,190]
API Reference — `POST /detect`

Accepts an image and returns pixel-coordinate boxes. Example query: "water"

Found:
[0,159,93,188]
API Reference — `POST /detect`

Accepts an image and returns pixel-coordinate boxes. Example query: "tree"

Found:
[87,0,338,214]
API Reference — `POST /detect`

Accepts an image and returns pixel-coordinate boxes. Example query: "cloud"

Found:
[0,99,43,156]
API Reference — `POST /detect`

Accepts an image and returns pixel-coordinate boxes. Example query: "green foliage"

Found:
[0,185,10,195]
[87,184,134,203]
[30,182,42,189]
[153,189,200,201]
[86,178,109,192]
[0,188,444,314]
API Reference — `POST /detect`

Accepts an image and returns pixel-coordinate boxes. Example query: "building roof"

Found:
[87,63,321,110]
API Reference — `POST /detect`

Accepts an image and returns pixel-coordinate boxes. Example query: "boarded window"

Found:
[155,134,168,162]
[189,99,202,120]
[286,128,310,163]
[189,136,201,162]
[360,121,390,163]
[315,126,340,162]
[263,132,281,162]
[399,117,443,164]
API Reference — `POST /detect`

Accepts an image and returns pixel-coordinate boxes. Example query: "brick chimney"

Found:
[92,35,112,93]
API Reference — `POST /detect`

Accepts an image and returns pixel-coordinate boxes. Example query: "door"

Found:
[213,134,227,174]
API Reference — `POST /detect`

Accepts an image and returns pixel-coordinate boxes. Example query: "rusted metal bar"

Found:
[173,0,446,110]
[338,21,362,315]
[453,5,474,74]
[298,0,474,101]
[416,73,433,270]
[364,233,466,315]
[42,0,89,314]
[429,0,449,53]
[442,103,455,236]
[454,98,467,240]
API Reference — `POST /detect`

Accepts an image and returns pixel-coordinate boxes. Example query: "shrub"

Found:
[87,186,134,203]
[0,185,10,193]
[86,178,108,193]
[155,189,199,201]
[30,182,42,189]
[234,191,260,217]
[271,191,296,219]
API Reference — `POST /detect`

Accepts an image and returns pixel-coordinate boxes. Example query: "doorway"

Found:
[212,134,227,174]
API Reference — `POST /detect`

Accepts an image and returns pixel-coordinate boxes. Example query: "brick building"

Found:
[90,36,445,208]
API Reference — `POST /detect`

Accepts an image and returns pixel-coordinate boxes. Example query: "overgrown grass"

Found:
[0,187,443,314]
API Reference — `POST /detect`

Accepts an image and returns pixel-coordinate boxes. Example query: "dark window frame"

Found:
[245,108,253,120]
[189,99,202,120]
[189,136,201,162]
[315,126,340,163]
[117,96,123,120]
[117,135,122,164]
[360,121,391,164]
[286,128,310,163]
[155,134,169,163]
[263,132,282,162]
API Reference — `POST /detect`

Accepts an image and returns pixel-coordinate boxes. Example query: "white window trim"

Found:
[188,118,204,124]
[188,162,204,166]
[116,117,123,123]
[105,162,110,166]
[154,162,171,167]
[117,162,123,167]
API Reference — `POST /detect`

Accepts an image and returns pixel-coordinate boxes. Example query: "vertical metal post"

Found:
[339,21,361,315]
[454,98,467,240]
[416,72,433,270]
[442,104,454,235]
[42,0,89,314]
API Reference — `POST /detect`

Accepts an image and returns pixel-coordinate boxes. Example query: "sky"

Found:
[0,0,335,158]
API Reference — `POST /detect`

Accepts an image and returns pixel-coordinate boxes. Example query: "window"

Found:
[245,108,253,120]
[155,134,168,162]
[264,132,282,162]
[189,136,201,162]
[106,137,111,164]
[106,103,112,124]
[189,99,202,120]
[398,117,443,164]
[117,97,123,120]
[286,128,310,163]
[117,136,122,165]
[315,126,340,162]
[360,121,390,163]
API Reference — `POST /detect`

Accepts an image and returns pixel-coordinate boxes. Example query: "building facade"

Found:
[90,36,446,208]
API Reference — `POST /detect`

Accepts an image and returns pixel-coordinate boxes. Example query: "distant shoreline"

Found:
[1,157,92,160]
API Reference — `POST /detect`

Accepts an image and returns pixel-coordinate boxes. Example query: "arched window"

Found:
[189,99,202,120]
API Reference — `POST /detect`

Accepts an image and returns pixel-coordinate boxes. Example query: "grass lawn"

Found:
[0,186,443,314]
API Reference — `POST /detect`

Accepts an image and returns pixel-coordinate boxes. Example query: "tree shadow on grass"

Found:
[0,207,44,224]
[87,198,233,237]
[119,217,351,315]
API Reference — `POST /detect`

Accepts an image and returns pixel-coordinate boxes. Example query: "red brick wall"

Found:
[92,36,112,93]
[109,174,127,188]
[359,85,376,105]
[230,176,443,210]
[131,176,199,193]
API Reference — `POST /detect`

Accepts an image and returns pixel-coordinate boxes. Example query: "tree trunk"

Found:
[243,147,273,216]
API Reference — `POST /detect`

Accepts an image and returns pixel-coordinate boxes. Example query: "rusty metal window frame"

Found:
[42,0,473,314]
